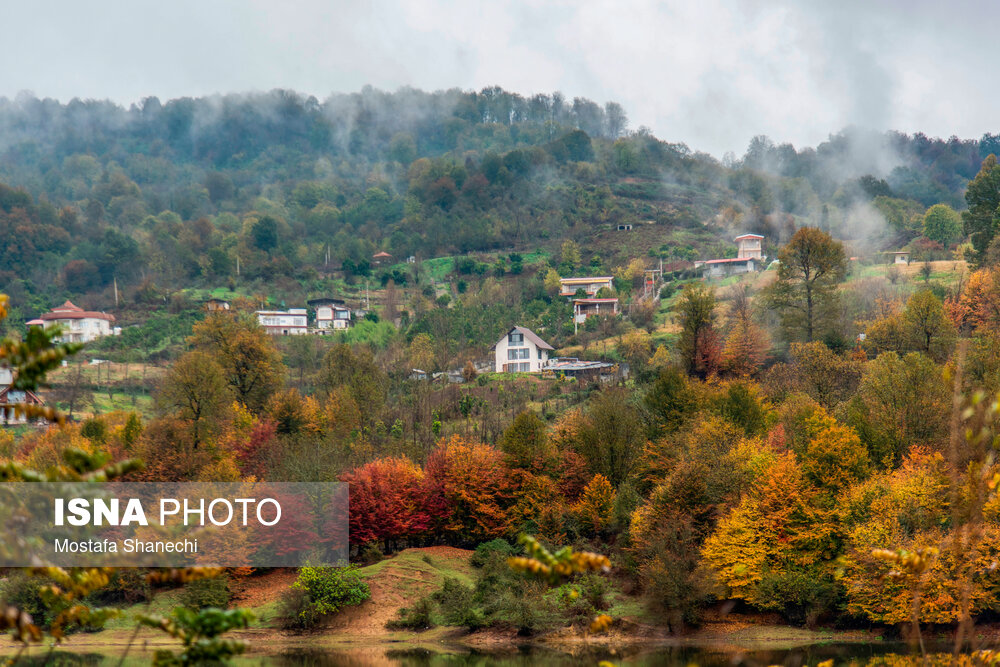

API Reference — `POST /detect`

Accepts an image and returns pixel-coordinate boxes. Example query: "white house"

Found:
[890,251,910,264]
[0,367,45,425]
[256,309,309,335]
[30,301,117,343]
[308,298,352,330]
[493,326,553,373]
[559,276,614,298]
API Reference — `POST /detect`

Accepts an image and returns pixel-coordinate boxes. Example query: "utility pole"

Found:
[113,276,119,308]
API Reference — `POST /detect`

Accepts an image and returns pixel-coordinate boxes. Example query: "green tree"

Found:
[767,227,847,342]
[901,289,956,361]
[317,344,388,425]
[963,155,1000,266]
[922,203,962,247]
[155,350,232,448]
[500,410,552,470]
[559,239,581,272]
[188,313,284,414]
[674,283,718,378]
[575,388,645,487]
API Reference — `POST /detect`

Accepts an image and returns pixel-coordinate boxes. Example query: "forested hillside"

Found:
[0,86,993,324]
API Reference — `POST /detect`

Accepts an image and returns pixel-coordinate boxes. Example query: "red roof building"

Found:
[34,301,117,343]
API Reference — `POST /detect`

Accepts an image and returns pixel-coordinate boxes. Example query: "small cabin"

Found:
[205,298,231,312]
[890,251,910,265]
[616,224,633,231]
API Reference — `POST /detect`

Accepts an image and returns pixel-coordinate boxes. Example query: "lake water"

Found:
[10,642,930,666]
[237,642,920,666]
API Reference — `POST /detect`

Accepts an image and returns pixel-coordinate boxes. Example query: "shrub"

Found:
[0,573,49,628]
[280,566,371,629]
[433,577,482,628]
[276,587,312,630]
[387,595,436,630]
[577,573,610,612]
[181,574,231,610]
[87,569,151,606]
[471,538,515,568]
[755,570,839,627]
[357,542,384,566]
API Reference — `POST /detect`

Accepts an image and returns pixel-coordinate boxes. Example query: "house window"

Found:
[509,332,523,344]
[537,348,542,359]
[518,362,530,372]
[507,348,530,360]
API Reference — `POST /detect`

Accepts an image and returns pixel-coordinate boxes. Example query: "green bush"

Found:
[181,574,231,610]
[386,595,436,630]
[471,538,515,568]
[0,572,49,628]
[280,566,371,629]
[755,569,839,627]
[433,577,482,628]
[357,542,384,566]
[87,569,151,606]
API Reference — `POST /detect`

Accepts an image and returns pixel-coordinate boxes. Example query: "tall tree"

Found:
[767,227,847,342]
[922,203,962,247]
[155,350,232,448]
[674,283,719,378]
[188,312,284,413]
[901,289,956,361]
[963,155,1000,266]
[722,285,770,377]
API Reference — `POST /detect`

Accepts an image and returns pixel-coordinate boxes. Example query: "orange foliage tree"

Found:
[423,435,512,545]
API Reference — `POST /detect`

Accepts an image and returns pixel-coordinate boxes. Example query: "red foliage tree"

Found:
[340,456,431,551]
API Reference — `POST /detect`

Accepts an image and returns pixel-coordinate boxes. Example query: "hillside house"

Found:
[573,298,619,324]
[493,326,553,373]
[559,276,614,298]
[0,367,44,425]
[256,309,309,335]
[695,233,765,278]
[372,251,392,266]
[30,301,118,343]
[889,251,910,264]
[308,298,352,330]
[695,257,759,278]
[735,233,764,259]
[205,298,231,312]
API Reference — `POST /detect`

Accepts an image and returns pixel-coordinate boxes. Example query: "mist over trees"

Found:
[0,86,995,319]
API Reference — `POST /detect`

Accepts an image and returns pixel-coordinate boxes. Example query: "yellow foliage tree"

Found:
[573,474,616,535]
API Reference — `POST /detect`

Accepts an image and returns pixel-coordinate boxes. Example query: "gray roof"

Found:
[509,326,553,350]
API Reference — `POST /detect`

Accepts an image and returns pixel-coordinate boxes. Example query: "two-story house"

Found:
[256,309,309,335]
[559,276,615,298]
[308,298,352,330]
[29,301,117,343]
[493,326,553,373]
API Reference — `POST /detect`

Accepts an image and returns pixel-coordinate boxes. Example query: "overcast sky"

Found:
[2,0,994,156]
